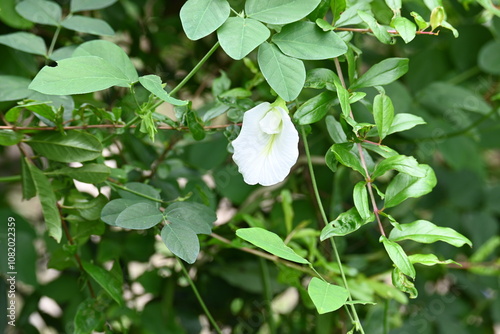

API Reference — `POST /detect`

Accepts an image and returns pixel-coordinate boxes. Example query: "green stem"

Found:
[0,175,21,182]
[169,42,220,97]
[178,259,222,334]
[105,181,166,205]
[301,127,365,334]
[47,25,62,58]
[259,257,276,334]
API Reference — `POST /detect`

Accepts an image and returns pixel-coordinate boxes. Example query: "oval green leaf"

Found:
[236,227,310,264]
[246,0,321,25]
[0,75,32,102]
[70,0,117,12]
[73,40,138,83]
[28,131,102,163]
[380,235,416,279]
[164,202,216,235]
[16,0,62,26]
[349,58,409,90]
[320,207,369,240]
[115,203,163,230]
[100,198,138,226]
[61,16,115,36]
[161,223,200,264]
[272,21,347,60]
[258,42,305,101]
[81,261,123,305]
[388,220,472,247]
[294,91,336,125]
[0,32,47,56]
[217,17,270,60]
[0,130,23,146]
[139,75,188,106]
[372,155,426,179]
[384,164,436,208]
[307,277,349,314]
[29,56,132,95]
[51,164,111,184]
[26,161,62,242]
[180,0,230,40]
[373,93,394,140]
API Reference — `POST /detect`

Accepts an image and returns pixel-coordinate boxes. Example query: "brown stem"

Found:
[0,123,240,132]
[334,27,438,35]
[334,58,386,237]
[58,204,96,298]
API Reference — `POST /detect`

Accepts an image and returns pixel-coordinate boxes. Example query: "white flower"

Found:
[232,102,299,186]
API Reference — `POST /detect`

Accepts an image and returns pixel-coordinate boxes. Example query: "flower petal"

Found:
[232,102,299,186]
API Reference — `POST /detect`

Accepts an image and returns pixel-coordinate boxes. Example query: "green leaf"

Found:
[392,267,417,298]
[353,181,371,221]
[75,194,108,221]
[27,131,102,163]
[26,161,62,242]
[74,298,105,334]
[61,16,115,36]
[380,235,416,279]
[334,81,351,118]
[0,32,47,55]
[373,93,394,140]
[330,0,347,23]
[0,130,23,146]
[293,91,336,125]
[372,155,426,179]
[139,75,188,106]
[384,164,436,208]
[257,42,305,101]
[430,6,445,31]
[470,236,500,263]
[0,75,32,102]
[329,143,366,176]
[410,11,428,30]
[16,0,62,26]
[164,202,216,235]
[71,0,117,12]
[349,58,409,90]
[217,17,270,60]
[385,0,401,12]
[21,158,36,200]
[307,277,349,314]
[0,0,33,29]
[82,261,123,305]
[100,199,138,226]
[180,0,230,40]
[325,115,347,143]
[50,164,110,183]
[388,220,472,247]
[387,113,426,135]
[272,21,347,60]
[73,40,138,83]
[391,17,416,43]
[357,10,392,44]
[186,108,206,141]
[361,142,398,158]
[478,41,500,75]
[114,203,163,230]
[246,0,321,24]
[304,68,340,90]
[320,207,370,239]
[408,253,459,266]
[29,56,133,95]
[236,227,310,264]
[161,223,200,264]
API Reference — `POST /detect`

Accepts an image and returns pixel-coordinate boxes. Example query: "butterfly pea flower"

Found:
[232,101,299,186]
